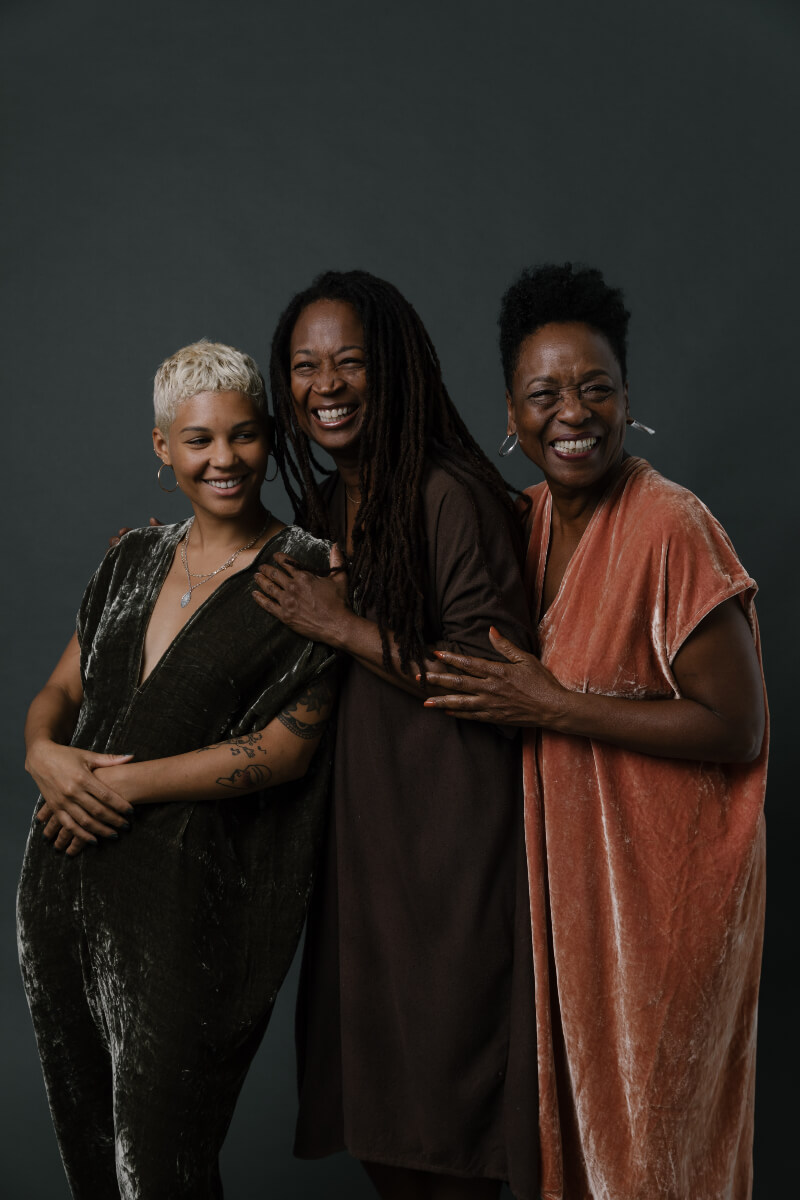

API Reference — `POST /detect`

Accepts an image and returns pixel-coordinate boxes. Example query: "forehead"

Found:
[172,389,261,429]
[290,299,364,354]
[514,321,620,382]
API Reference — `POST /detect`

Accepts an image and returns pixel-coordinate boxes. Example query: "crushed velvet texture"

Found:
[522,459,768,1200]
[17,522,337,1200]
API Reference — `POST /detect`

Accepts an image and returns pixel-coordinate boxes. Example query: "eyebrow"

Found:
[178,420,259,433]
[291,344,363,358]
[524,368,614,386]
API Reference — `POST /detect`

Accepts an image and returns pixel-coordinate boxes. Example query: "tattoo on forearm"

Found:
[277,711,327,741]
[196,732,266,759]
[216,763,273,791]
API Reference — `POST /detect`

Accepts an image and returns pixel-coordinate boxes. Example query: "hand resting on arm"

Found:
[421,597,765,764]
[27,633,335,856]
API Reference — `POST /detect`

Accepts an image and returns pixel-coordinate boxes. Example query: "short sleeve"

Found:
[662,490,757,663]
[427,471,533,660]
[75,543,120,648]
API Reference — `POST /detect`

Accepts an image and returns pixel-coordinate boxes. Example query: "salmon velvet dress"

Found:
[523,458,767,1200]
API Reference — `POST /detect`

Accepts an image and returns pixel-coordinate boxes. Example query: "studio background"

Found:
[1,1,795,1196]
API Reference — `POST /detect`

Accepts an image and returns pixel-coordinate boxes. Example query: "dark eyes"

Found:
[529,384,615,405]
[186,431,258,446]
[292,357,365,372]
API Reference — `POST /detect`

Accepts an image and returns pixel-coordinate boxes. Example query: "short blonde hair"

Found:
[153,339,268,433]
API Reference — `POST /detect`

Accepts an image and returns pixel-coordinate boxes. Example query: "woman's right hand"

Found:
[26,740,135,848]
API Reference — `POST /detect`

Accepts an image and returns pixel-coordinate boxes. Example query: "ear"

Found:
[505,390,516,435]
[152,427,171,464]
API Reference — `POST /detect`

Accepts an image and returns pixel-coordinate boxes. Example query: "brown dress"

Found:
[522,458,768,1200]
[294,463,539,1199]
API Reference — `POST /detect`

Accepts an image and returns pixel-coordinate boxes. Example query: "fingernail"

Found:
[119,820,130,830]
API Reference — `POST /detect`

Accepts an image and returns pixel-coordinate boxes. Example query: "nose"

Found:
[209,439,239,468]
[313,365,341,395]
[556,385,591,425]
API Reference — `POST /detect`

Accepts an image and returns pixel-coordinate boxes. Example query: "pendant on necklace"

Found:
[180,591,192,608]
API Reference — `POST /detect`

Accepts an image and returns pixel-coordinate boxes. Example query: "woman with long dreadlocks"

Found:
[252,271,538,1200]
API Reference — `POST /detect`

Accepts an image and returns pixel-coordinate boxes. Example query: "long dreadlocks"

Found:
[270,269,519,674]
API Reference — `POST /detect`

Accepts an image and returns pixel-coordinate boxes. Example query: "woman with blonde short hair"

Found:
[18,340,338,1199]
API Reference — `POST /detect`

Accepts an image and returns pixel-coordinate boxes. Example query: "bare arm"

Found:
[422,598,765,763]
[93,673,335,806]
[25,633,135,849]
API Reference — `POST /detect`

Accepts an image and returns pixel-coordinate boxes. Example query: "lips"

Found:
[311,404,358,428]
[551,436,599,456]
[203,475,247,490]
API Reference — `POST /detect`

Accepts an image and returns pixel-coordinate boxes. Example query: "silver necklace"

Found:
[179,516,271,608]
[345,485,361,506]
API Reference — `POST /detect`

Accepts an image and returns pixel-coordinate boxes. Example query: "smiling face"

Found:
[506,321,629,497]
[288,299,368,463]
[153,390,270,522]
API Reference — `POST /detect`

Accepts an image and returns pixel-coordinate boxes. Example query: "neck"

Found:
[328,447,361,492]
[548,459,625,539]
[188,502,270,552]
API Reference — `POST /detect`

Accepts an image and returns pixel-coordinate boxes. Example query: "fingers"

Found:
[270,553,297,577]
[488,626,526,662]
[432,650,493,678]
[148,517,163,526]
[423,694,484,711]
[330,543,345,570]
[254,566,288,596]
[416,671,480,693]
[54,827,76,852]
[42,815,61,839]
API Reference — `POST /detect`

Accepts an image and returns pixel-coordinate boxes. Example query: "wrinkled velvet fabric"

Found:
[294,465,540,1200]
[17,521,337,1200]
[522,458,768,1200]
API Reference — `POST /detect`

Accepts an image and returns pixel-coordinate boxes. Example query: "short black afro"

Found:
[498,262,630,388]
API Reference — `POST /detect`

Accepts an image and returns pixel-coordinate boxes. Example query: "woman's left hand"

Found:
[37,802,86,856]
[253,546,351,644]
[422,626,567,725]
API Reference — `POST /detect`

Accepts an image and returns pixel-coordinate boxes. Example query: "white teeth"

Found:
[552,438,598,455]
[205,477,243,489]
[315,406,355,423]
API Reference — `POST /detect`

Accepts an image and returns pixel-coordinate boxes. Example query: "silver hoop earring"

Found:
[498,432,518,457]
[264,458,279,483]
[157,462,178,493]
[627,419,656,436]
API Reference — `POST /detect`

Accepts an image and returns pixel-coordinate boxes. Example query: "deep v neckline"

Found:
[135,523,286,690]
[532,459,637,631]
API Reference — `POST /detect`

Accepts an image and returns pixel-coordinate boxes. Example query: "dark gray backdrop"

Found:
[1,1,796,1196]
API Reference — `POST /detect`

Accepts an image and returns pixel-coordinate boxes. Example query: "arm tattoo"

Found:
[216,763,273,791]
[277,711,328,741]
[195,732,266,759]
[285,674,336,716]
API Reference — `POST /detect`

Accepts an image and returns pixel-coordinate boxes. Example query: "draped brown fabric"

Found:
[294,464,539,1200]
[521,458,768,1200]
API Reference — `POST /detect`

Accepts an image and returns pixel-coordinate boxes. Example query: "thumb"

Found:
[149,517,163,527]
[489,626,525,663]
[86,752,134,768]
[329,543,345,570]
